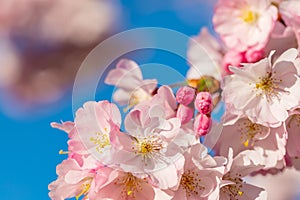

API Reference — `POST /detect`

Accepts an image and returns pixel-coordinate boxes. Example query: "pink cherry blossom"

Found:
[90,169,157,200]
[49,158,100,200]
[169,144,226,200]
[105,59,157,108]
[110,101,183,189]
[215,117,287,170]
[73,100,122,165]
[194,114,212,137]
[213,0,278,51]
[194,92,213,115]
[219,149,267,199]
[93,87,185,189]
[222,48,300,127]
[176,86,195,106]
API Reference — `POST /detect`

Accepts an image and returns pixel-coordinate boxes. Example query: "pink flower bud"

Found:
[176,86,195,106]
[194,114,212,137]
[194,92,213,114]
[176,104,193,124]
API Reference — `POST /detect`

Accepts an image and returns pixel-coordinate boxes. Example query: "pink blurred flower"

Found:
[176,86,195,106]
[176,104,193,125]
[213,0,278,52]
[194,113,212,137]
[194,92,213,115]
[264,22,298,60]
[247,168,300,200]
[105,59,157,108]
[280,0,300,53]
[245,48,265,63]
[222,50,247,74]
[187,28,224,80]
[223,49,300,127]
[0,0,119,109]
[0,0,116,46]
[222,49,264,75]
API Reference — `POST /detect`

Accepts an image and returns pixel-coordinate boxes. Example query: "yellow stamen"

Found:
[115,173,146,198]
[221,173,244,198]
[243,139,249,147]
[237,119,268,147]
[241,10,259,23]
[90,132,110,154]
[127,190,133,196]
[58,150,69,155]
[75,183,91,200]
[180,169,205,196]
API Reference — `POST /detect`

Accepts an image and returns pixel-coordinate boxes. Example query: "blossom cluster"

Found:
[0,0,116,106]
[49,0,300,199]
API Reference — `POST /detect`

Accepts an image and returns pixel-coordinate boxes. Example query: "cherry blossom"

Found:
[110,99,183,189]
[223,48,300,127]
[105,59,157,108]
[168,144,226,200]
[215,117,287,170]
[213,0,278,52]
[219,150,267,200]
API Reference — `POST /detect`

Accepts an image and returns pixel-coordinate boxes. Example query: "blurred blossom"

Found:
[0,0,115,46]
[246,168,300,200]
[0,0,119,113]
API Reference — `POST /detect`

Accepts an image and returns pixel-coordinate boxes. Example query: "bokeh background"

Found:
[1,0,299,200]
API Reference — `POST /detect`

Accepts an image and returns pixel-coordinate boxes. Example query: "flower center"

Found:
[254,72,280,98]
[180,170,205,196]
[140,141,154,154]
[115,173,146,198]
[221,173,244,199]
[132,136,166,164]
[90,132,110,154]
[241,9,259,23]
[237,119,267,147]
[138,137,164,155]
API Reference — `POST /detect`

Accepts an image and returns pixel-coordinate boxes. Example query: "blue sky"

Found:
[0,1,214,199]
